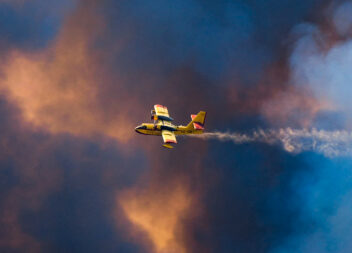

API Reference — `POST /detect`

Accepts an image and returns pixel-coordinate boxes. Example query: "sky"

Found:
[0,0,352,252]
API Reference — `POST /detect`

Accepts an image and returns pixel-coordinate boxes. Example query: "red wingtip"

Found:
[165,139,177,144]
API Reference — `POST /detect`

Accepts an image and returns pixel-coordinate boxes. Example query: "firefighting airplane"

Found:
[135,104,206,148]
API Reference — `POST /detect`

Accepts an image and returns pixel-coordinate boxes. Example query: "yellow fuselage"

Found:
[135,123,203,136]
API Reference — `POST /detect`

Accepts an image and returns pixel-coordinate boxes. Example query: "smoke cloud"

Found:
[119,184,192,253]
[267,1,352,253]
[1,0,351,253]
[290,1,352,125]
[0,0,139,143]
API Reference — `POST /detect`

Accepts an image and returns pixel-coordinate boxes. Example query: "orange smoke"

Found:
[261,86,333,127]
[119,183,192,253]
[0,1,135,143]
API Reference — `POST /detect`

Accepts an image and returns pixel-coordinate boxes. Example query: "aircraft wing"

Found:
[161,130,177,148]
[154,104,173,121]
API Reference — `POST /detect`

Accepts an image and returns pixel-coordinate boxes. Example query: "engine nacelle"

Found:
[150,113,174,122]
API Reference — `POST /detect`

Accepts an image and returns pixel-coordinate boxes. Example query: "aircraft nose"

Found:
[135,125,144,133]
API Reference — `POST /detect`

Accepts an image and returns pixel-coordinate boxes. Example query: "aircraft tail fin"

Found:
[186,111,206,130]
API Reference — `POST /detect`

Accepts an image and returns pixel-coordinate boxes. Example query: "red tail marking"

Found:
[193,122,204,130]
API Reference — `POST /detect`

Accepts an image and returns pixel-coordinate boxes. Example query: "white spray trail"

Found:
[191,128,352,158]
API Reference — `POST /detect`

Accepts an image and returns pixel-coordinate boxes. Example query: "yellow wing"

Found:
[154,104,170,118]
[161,130,177,149]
